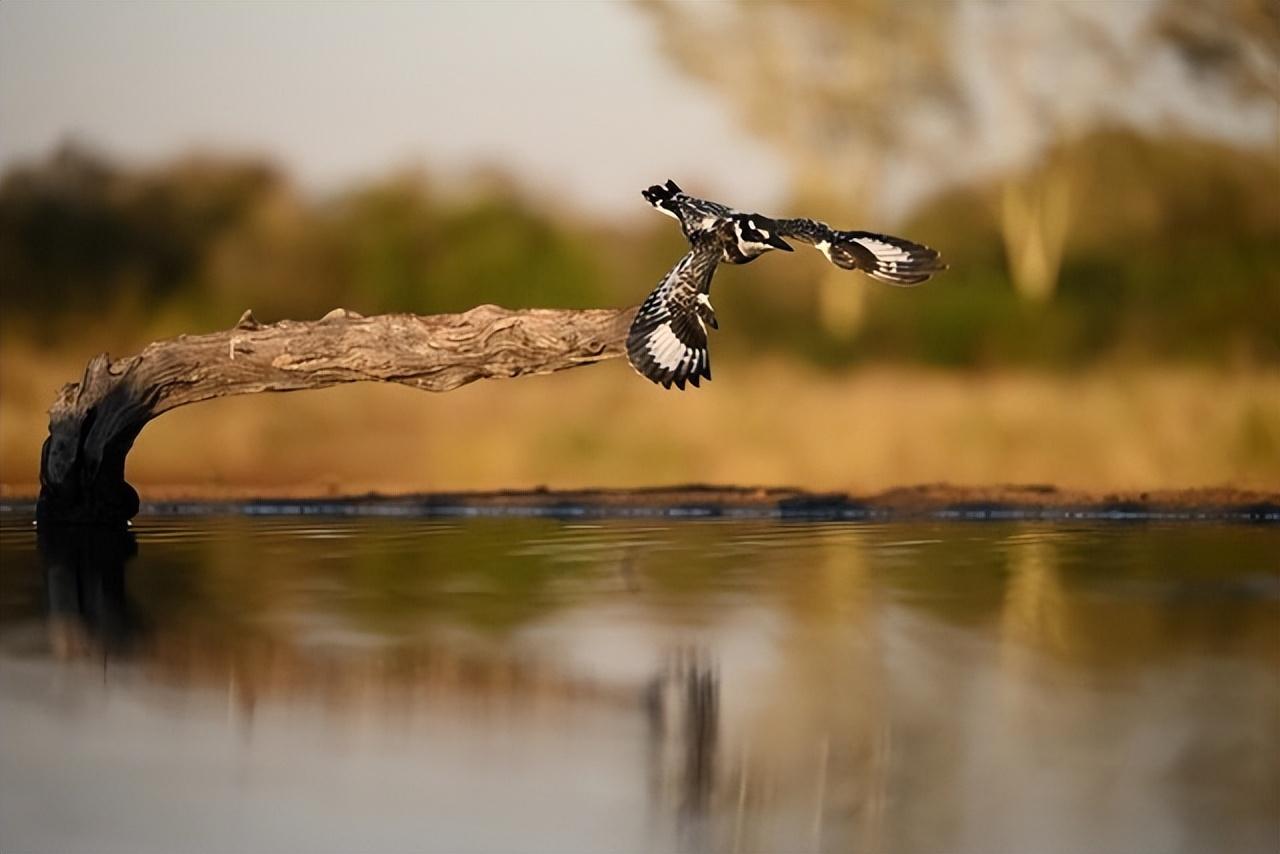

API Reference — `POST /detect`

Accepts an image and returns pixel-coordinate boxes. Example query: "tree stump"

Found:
[37,304,637,525]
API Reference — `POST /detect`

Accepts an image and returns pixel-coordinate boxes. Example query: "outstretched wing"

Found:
[642,179,733,238]
[627,241,720,390]
[777,218,946,286]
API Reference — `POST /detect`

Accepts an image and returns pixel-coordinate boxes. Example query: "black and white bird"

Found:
[627,180,946,390]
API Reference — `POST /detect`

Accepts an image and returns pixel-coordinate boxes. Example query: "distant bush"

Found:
[1,131,1275,367]
[720,128,1280,368]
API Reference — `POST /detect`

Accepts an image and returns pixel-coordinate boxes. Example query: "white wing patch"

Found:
[646,324,688,370]
[851,236,914,271]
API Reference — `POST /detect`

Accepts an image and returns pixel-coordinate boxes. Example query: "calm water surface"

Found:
[0,514,1277,853]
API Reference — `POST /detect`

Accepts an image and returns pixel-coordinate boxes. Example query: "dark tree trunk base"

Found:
[37,304,637,525]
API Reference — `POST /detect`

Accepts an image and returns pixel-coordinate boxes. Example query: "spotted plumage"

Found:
[627,180,947,389]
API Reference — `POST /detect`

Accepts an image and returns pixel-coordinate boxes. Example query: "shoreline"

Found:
[4,484,1277,522]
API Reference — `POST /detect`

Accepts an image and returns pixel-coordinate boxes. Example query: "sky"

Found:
[0,1,788,218]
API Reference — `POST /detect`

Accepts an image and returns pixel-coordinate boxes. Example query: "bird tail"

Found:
[828,231,946,287]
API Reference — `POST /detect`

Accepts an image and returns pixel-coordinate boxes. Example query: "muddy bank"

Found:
[6,483,1266,522]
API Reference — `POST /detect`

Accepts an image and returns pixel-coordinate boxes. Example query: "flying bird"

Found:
[627,180,946,390]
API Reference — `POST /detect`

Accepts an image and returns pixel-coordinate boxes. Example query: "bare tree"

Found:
[37,305,634,525]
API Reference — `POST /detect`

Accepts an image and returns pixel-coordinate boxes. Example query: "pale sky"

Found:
[0,1,788,218]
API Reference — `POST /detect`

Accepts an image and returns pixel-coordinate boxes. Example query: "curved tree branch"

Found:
[38,303,638,525]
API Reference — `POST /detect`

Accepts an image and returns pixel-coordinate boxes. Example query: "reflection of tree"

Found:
[700,526,889,852]
[37,524,142,659]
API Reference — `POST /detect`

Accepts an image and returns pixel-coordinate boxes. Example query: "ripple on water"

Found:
[0,511,1276,853]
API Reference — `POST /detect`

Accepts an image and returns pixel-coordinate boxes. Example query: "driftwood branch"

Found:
[38,304,637,525]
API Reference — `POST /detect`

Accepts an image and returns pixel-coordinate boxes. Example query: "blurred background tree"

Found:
[1152,0,1279,102]
[637,0,962,331]
[638,0,1278,314]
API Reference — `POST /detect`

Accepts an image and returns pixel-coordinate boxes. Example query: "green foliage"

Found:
[731,127,1280,368]
[0,130,1275,367]
[0,145,278,338]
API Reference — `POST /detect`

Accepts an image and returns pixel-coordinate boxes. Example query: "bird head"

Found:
[730,214,793,257]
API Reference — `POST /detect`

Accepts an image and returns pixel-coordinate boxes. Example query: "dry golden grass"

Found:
[1,341,1277,498]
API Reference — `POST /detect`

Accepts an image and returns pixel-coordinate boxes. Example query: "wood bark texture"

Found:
[38,304,637,525]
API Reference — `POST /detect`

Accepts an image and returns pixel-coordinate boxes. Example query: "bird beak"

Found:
[766,234,793,252]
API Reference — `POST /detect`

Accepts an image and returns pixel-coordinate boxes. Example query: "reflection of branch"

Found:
[35,527,650,715]
[37,304,637,524]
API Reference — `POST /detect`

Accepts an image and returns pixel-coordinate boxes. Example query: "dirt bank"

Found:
[88,484,1280,522]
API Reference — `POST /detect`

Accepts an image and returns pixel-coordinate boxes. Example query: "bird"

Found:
[627,179,947,390]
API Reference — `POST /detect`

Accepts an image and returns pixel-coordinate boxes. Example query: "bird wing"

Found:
[642,179,733,238]
[626,240,721,390]
[777,218,946,286]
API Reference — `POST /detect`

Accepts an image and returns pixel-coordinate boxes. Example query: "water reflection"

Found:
[645,648,718,826]
[1,517,1277,853]
[38,524,141,660]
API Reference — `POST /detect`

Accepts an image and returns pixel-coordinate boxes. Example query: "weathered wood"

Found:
[38,304,638,525]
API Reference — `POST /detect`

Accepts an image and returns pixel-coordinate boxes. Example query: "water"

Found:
[1,513,1276,854]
